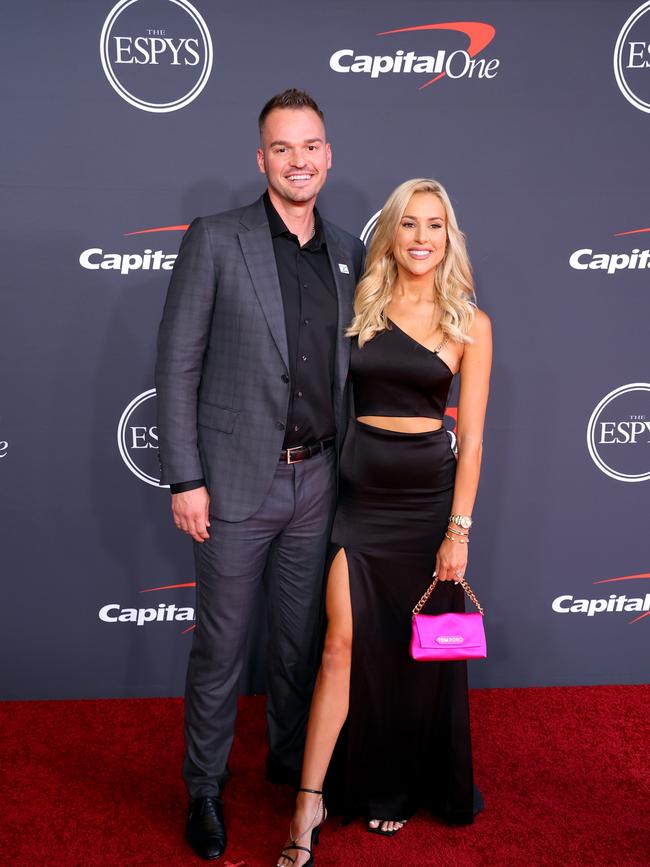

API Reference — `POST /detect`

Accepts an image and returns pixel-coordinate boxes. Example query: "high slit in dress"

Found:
[324,320,480,826]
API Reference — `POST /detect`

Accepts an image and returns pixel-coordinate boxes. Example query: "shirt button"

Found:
[281,374,290,384]
[297,391,303,397]
[293,425,299,432]
[302,283,308,289]
[303,318,311,325]
[276,422,285,431]
[301,354,308,362]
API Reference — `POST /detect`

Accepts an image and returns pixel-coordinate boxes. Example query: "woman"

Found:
[277,178,492,866]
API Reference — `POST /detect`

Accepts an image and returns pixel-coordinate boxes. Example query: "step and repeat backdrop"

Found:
[2,0,649,699]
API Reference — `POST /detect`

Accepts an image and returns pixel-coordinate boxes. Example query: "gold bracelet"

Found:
[449,514,473,530]
[446,525,469,537]
[445,532,469,544]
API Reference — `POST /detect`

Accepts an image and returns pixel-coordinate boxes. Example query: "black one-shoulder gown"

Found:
[325,322,479,826]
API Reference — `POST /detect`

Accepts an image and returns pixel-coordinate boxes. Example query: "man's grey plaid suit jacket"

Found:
[155,195,366,522]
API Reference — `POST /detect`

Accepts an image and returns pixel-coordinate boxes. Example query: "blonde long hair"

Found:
[347,179,476,347]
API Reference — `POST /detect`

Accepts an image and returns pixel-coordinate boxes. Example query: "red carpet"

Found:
[1,686,648,866]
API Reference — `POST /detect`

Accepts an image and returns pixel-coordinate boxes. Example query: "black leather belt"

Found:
[279,437,335,464]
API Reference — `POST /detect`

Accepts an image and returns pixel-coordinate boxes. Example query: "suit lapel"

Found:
[238,200,356,399]
[238,199,289,370]
[322,223,355,404]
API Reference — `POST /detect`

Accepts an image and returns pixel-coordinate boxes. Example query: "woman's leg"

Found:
[277,548,352,867]
[301,548,352,786]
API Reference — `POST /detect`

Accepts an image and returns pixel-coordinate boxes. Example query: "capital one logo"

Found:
[79,223,186,275]
[587,383,650,482]
[614,1,650,113]
[569,224,650,274]
[552,574,650,624]
[100,0,213,113]
[99,580,196,631]
[330,21,499,88]
[117,388,167,487]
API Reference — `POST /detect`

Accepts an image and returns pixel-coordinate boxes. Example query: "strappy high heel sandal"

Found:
[367,818,408,836]
[277,787,326,867]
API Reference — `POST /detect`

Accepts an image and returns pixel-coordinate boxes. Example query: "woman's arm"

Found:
[435,309,492,581]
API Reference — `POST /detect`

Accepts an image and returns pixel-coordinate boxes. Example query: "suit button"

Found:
[281,374,290,384]
[276,422,285,431]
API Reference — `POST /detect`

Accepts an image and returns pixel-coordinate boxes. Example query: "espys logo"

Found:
[100,0,213,113]
[569,225,650,274]
[117,388,167,487]
[79,223,187,276]
[587,383,650,482]
[614,1,650,113]
[552,573,650,624]
[0,438,7,459]
[99,581,195,631]
[360,210,381,246]
[330,21,499,88]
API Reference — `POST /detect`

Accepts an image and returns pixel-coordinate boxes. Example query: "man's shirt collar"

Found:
[263,190,325,249]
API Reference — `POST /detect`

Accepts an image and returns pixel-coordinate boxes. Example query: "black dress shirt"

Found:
[169,193,338,494]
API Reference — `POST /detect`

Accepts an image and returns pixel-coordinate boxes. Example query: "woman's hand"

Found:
[435,534,468,582]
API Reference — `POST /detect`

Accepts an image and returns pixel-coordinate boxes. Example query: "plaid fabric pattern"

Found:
[155,196,365,521]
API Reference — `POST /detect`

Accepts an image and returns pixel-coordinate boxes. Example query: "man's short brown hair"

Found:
[258,88,325,135]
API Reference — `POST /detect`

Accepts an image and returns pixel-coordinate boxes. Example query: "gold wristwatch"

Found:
[449,514,473,530]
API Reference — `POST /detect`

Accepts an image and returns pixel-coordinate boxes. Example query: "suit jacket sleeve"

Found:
[155,217,217,486]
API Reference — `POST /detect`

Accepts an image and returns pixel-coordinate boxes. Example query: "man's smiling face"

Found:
[257,107,332,207]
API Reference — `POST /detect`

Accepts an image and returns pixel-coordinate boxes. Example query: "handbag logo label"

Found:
[436,635,465,644]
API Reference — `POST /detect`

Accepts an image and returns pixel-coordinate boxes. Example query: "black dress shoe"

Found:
[186,796,227,860]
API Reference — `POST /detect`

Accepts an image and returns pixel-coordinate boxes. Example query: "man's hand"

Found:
[171,486,211,543]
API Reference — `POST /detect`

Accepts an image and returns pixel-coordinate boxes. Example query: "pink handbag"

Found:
[410,574,487,661]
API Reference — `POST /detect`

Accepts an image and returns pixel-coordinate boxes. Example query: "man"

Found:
[155,89,365,860]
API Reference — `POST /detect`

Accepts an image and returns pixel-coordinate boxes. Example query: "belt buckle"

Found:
[286,445,303,464]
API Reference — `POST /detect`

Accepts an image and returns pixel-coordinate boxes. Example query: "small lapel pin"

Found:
[338,263,350,274]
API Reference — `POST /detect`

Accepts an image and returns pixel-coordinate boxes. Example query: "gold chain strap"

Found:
[434,331,448,354]
[412,573,484,618]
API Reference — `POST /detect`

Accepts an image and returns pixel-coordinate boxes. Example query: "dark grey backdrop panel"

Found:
[2,0,649,699]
